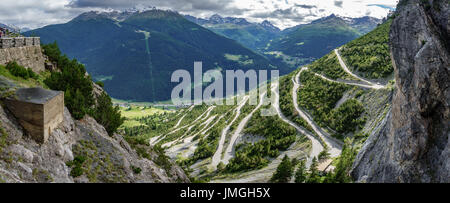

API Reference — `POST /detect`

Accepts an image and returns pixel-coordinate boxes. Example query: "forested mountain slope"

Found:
[25,10,288,102]
[265,15,362,68]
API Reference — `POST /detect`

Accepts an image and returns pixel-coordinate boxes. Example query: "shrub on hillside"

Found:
[91,92,124,135]
[327,99,366,134]
[44,53,94,120]
[42,42,123,135]
[42,41,62,63]
[6,61,38,80]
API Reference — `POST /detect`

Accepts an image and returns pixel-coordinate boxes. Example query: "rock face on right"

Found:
[351,0,449,183]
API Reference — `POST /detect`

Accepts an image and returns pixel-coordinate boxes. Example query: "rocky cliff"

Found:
[351,0,449,183]
[0,102,189,183]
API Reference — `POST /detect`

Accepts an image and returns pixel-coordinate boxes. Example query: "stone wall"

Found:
[0,37,40,49]
[0,37,45,72]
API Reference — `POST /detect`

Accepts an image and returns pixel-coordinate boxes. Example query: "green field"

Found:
[120,106,168,119]
[119,106,171,128]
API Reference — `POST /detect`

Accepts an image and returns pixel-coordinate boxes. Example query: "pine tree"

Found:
[332,138,356,183]
[92,92,124,135]
[294,160,307,183]
[306,157,321,183]
[270,155,293,183]
[65,89,87,120]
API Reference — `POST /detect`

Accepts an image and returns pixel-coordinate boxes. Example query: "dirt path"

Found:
[166,114,226,159]
[210,96,249,169]
[293,69,343,157]
[334,49,385,89]
[222,92,267,165]
[172,115,186,129]
[154,106,215,146]
[161,106,216,148]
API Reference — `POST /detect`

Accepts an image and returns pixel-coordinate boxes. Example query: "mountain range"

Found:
[184,14,281,50]
[185,14,381,69]
[25,10,381,103]
[265,14,382,68]
[25,10,289,102]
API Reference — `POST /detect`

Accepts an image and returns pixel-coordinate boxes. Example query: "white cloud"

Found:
[0,0,95,29]
[224,0,398,29]
[0,0,398,30]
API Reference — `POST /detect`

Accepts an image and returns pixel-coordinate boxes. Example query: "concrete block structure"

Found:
[4,88,64,143]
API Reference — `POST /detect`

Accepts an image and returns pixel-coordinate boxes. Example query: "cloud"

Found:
[294,4,317,9]
[367,4,396,10]
[251,8,317,21]
[0,0,89,29]
[0,0,397,30]
[67,0,235,12]
[334,1,343,8]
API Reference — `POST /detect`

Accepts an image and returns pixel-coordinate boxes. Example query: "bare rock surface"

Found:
[352,0,449,183]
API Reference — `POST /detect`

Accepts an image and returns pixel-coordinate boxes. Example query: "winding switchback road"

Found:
[335,49,385,89]
[211,96,249,169]
[272,82,323,167]
[312,71,383,89]
[161,106,215,148]
[293,69,343,157]
[150,105,195,145]
[222,92,266,165]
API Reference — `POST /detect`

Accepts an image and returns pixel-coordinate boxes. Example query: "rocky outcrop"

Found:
[351,0,449,183]
[0,104,190,183]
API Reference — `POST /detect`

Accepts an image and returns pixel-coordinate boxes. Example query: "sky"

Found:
[0,0,398,30]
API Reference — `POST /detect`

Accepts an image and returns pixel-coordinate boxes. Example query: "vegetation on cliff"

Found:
[328,99,366,135]
[270,155,295,183]
[42,42,123,135]
[5,61,38,80]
